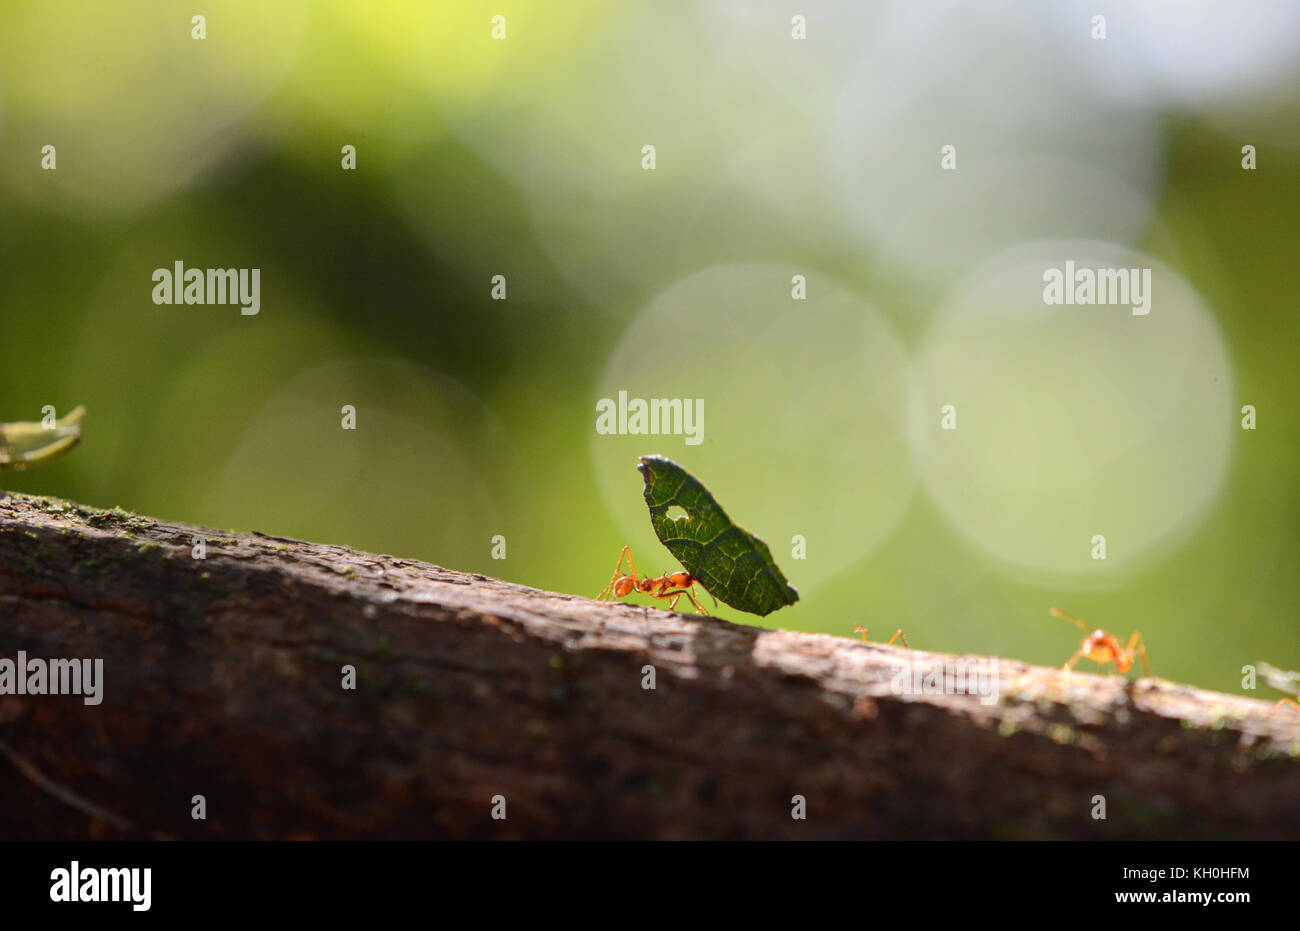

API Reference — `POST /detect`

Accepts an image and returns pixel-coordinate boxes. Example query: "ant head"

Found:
[666,571,693,587]
[1081,630,1107,652]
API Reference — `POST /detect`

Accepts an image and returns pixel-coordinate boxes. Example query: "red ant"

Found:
[1052,607,1150,676]
[596,545,713,615]
[853,625,909,647]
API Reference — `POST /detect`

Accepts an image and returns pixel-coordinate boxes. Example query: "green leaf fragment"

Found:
[0,406,85,471]
[637,455,798,617]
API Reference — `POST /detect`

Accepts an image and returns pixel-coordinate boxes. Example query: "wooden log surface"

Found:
[0,490,1297,840]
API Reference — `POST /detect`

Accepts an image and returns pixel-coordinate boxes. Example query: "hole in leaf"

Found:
[666,505,691,522]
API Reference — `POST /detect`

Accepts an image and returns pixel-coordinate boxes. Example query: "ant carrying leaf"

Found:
[598,456,798,617]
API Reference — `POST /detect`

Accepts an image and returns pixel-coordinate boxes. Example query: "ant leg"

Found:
[676,574,717,611]
[1126,631,1150,677]
[1276,699,1300,711]
[854,627,909,647]
[596,546,638,600]
[621,547,642,591]
[596,546,628,599]
[1062,649,1084,672]
[654,588,709,617]
[647,588,685,611]
[687,582,711,617]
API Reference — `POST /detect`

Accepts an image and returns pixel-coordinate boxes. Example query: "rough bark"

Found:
[0,491,1297,840]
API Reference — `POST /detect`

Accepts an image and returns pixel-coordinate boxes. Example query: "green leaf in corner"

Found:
[637,454,798,617]
[0,406,85,471]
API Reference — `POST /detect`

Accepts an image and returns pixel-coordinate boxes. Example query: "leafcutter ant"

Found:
[596,545,712,615]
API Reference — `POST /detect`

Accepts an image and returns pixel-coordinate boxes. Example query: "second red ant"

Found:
[1052,607,1150,677]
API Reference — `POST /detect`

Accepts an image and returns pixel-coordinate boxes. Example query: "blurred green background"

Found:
[1,0,1297,696]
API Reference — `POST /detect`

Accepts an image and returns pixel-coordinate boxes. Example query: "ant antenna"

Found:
[1050,607,1089,630]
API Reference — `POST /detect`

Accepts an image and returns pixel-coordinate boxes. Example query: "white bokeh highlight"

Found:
[909,240,1236,577]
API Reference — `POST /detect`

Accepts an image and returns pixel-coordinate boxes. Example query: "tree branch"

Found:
[1,491,1296,839]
